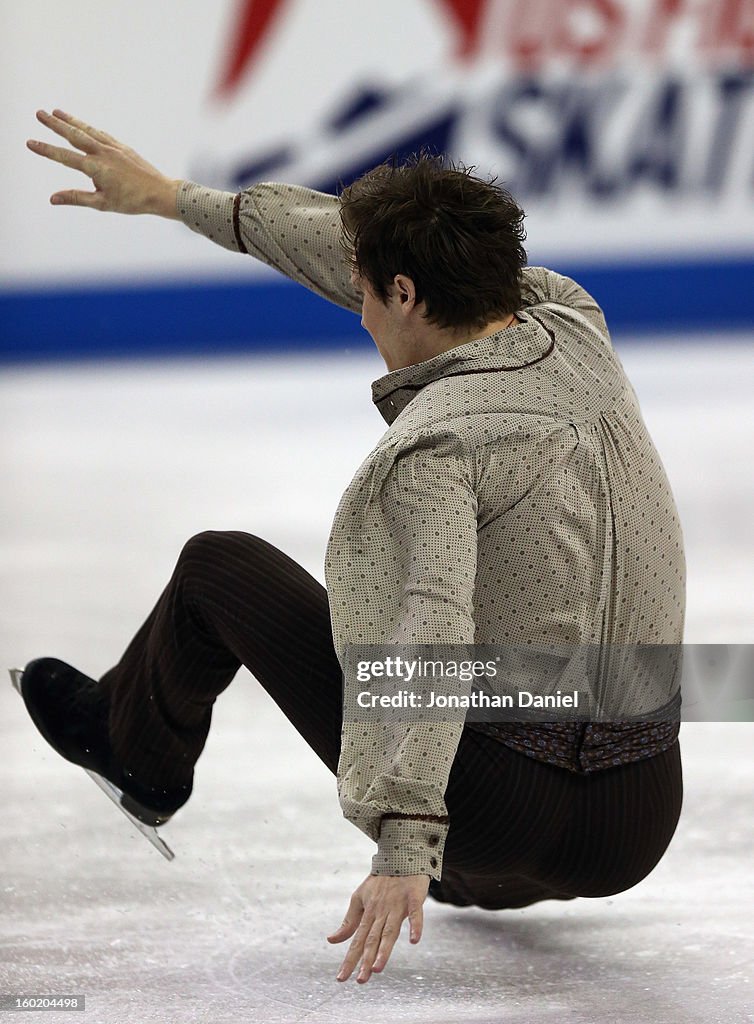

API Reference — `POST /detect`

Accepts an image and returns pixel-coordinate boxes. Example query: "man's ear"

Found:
[393,274,417,316]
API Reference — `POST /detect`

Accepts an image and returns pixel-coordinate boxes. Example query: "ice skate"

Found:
[9,661,189,861]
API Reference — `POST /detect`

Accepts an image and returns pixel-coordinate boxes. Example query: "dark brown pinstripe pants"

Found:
[100,530,683,910]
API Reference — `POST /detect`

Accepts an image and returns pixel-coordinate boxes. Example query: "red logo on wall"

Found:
[214,0,488,98]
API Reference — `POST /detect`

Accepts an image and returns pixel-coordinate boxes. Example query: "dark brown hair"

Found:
[339,154,527,331]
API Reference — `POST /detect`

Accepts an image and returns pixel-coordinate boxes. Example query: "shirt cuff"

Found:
[176,181,240,252]
[371,817,449,881]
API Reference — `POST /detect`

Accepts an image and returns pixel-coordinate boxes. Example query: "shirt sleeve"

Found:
[336,437,479,880]
[520,266,609,340]
[176,180,362,314]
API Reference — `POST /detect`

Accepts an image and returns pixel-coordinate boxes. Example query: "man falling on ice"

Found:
[20,109,684,984]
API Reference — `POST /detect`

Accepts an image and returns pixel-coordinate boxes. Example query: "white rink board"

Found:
[3,0,754,288]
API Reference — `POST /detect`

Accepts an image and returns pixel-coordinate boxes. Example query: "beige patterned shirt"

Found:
[178,181,686,880]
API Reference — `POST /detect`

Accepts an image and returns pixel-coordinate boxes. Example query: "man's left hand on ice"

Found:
[327,873,430,983]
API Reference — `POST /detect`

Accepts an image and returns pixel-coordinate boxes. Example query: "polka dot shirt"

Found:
[179,183,686,880]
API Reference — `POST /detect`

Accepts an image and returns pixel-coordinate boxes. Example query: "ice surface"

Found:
[1,339,753,1023]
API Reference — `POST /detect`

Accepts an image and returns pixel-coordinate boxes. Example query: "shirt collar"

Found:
[370,313,555,425]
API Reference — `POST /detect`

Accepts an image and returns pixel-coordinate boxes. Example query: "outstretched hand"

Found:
[27,109,180,218]
[328,872,430,983]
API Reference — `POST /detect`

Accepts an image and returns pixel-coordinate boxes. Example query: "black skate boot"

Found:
[18,658,191,828]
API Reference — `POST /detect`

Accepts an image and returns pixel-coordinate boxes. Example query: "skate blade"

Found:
[9,668,175,862]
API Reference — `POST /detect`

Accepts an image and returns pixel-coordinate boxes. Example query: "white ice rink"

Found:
[1,338,753,1023]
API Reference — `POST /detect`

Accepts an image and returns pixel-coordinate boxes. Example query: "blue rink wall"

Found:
[2,255,753,362]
